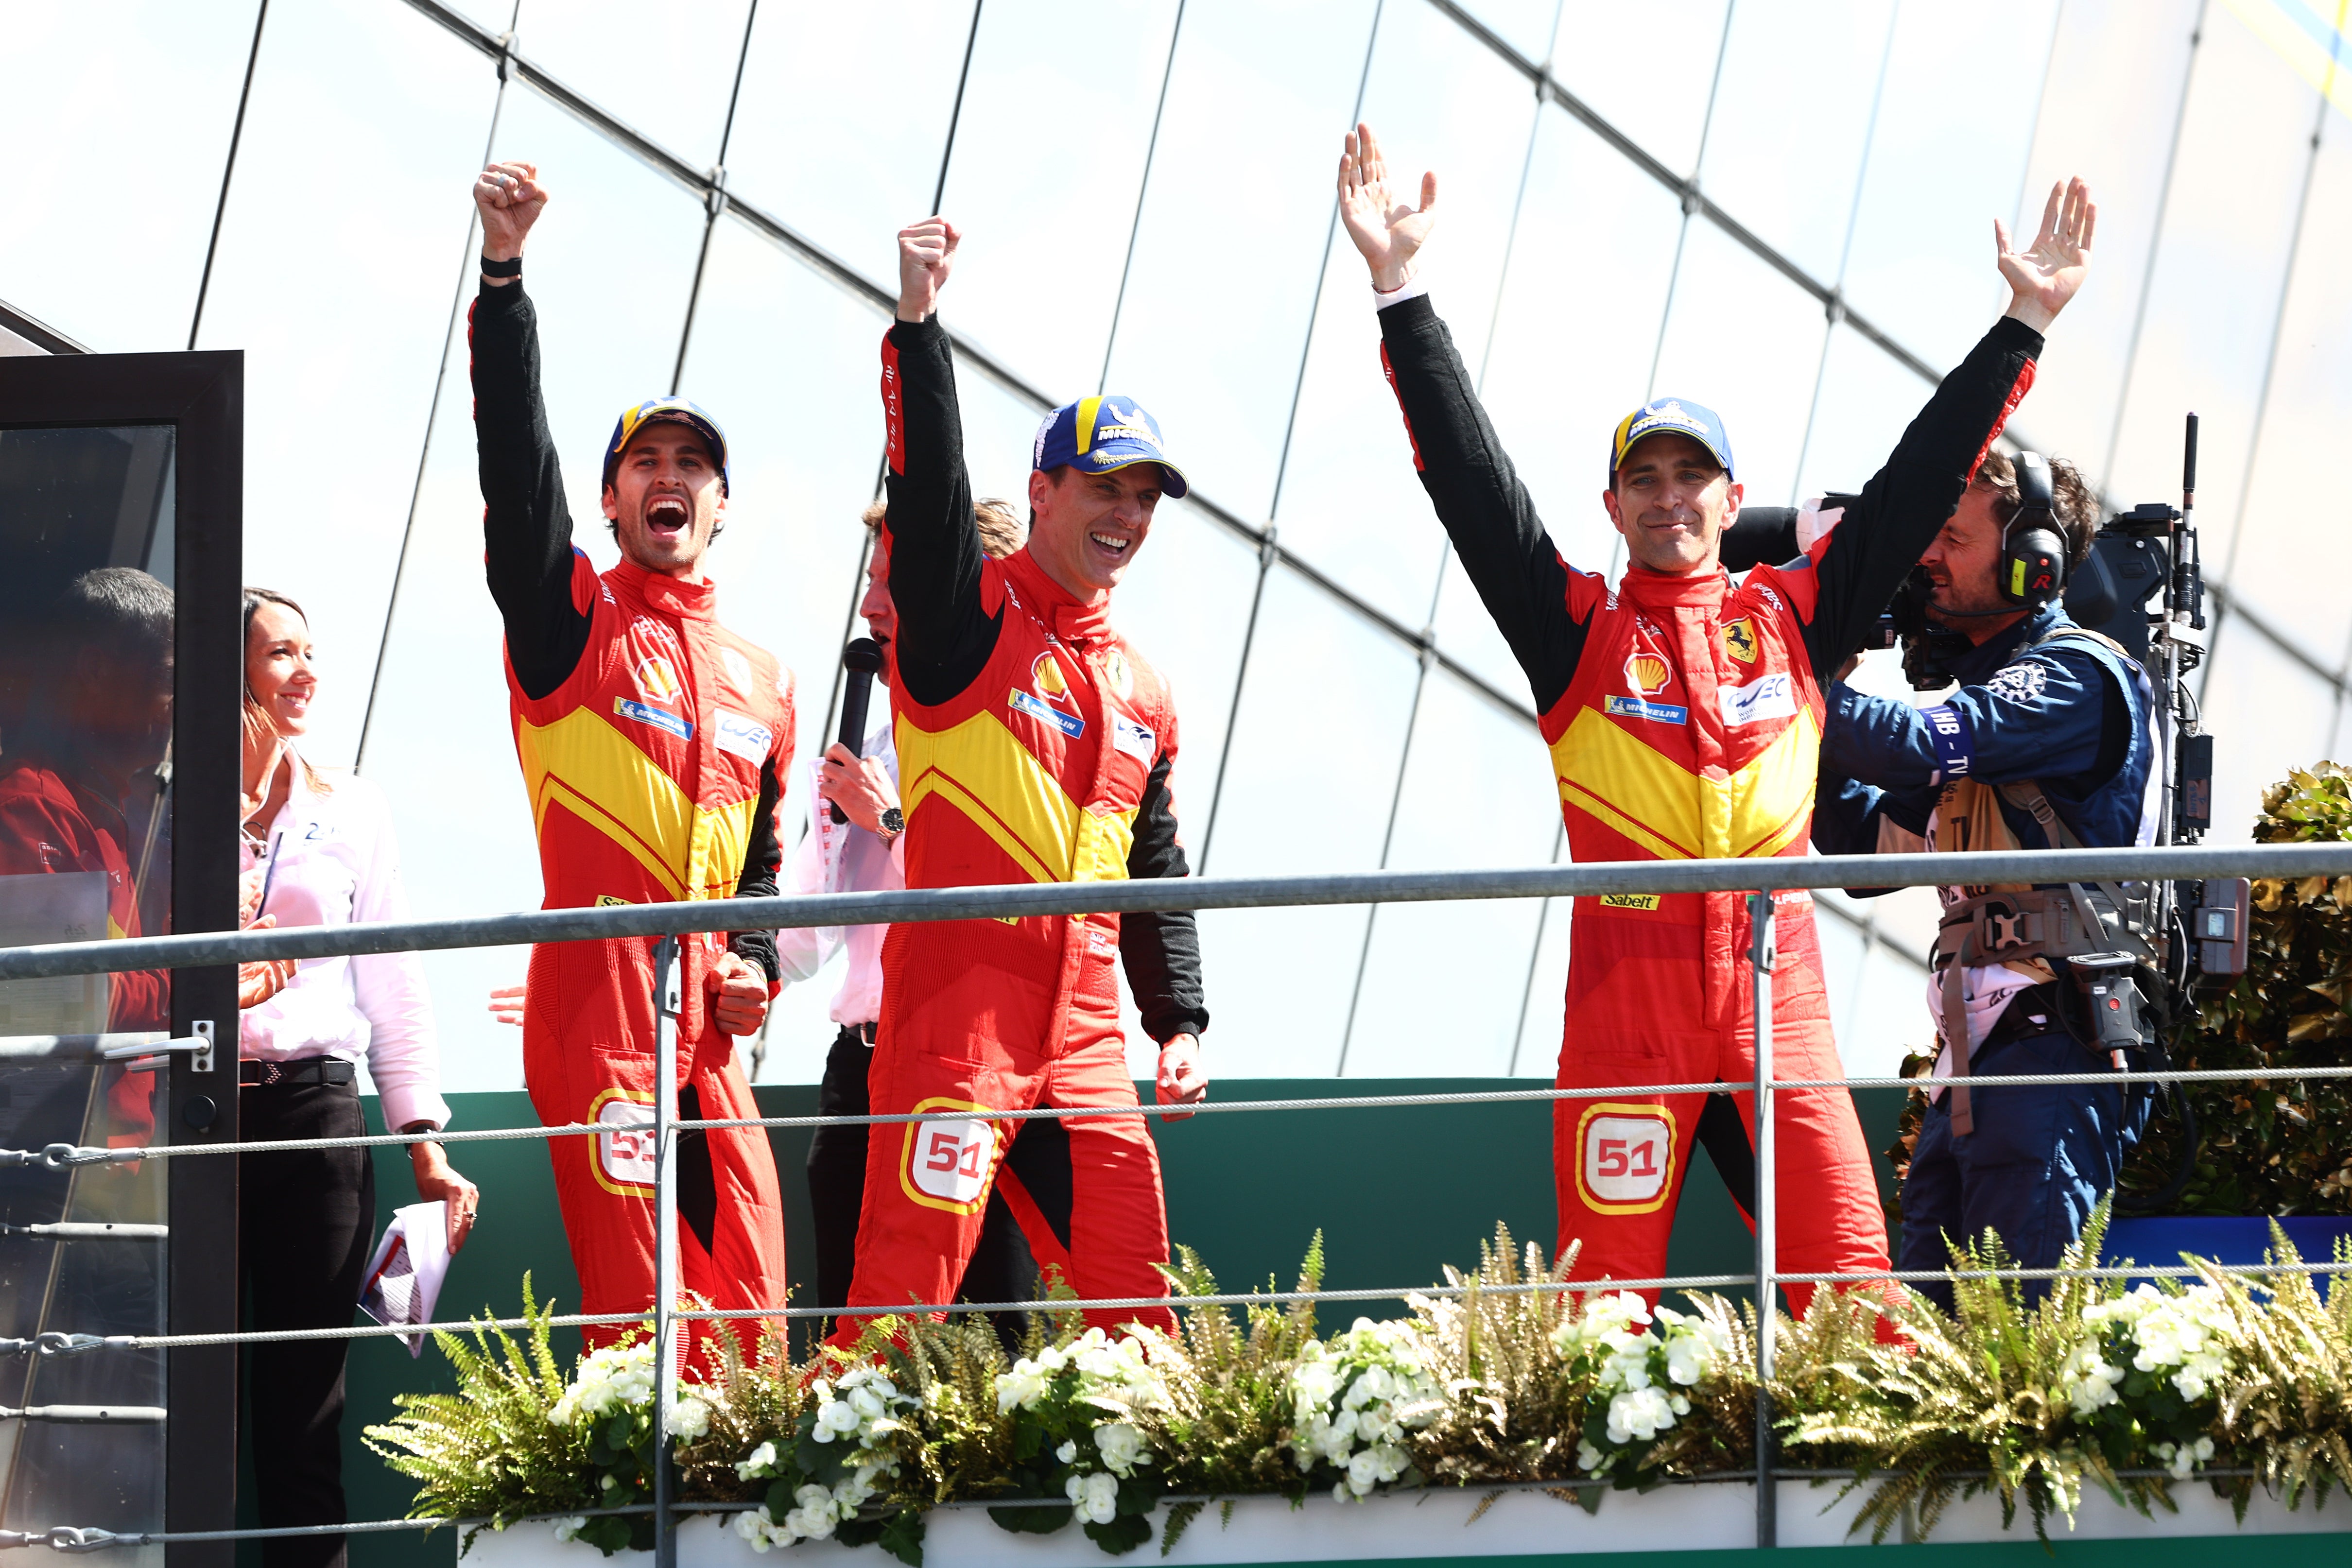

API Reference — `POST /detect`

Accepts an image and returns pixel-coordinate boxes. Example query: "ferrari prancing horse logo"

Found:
[1720,619,1759,664]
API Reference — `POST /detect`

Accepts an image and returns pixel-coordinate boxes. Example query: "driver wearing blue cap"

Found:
[1337,121,2096,1329]
[467,160,794,1364]
[828,213,1211,1347]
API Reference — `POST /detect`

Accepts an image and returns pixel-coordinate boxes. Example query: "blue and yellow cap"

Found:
[1608,397,1734,485]
[1032,395,1189,499]
[604,397,730,496]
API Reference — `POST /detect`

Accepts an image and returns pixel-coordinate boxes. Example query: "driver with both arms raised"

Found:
[1337,120,2096,1320]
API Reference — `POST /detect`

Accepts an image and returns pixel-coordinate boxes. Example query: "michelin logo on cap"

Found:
[1608,395,1735,484]
[1032,394,1191,499]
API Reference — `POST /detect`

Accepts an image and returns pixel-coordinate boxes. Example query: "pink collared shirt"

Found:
[238,759,450,1132]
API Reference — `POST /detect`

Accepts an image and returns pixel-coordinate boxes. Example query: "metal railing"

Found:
[1,840,2348,1558]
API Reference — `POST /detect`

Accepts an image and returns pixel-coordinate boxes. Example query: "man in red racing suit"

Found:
[470,161,791,1354]
[830,214,1211,1345]
[1339,124,2096,1311]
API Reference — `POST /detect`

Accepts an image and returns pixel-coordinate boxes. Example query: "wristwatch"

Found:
[876,806,905,846]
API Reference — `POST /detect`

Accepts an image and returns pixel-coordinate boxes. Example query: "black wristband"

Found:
[479,253,522,278]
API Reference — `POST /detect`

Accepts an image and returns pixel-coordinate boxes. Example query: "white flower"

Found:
[1656,1308,1731,1388]
[735,1441,778,1481]
[1605,1385,1678,1445]
[666,1396,710,1440]
[1056,1439,1079,1464]
[1093,1421,1149,1478]
[1338,1442,1408,1499]
[551,1516,588,1543]
[1066,1469,1120,1525]
[1575,1438,1607,1473]
[2062,1347,2124,1417]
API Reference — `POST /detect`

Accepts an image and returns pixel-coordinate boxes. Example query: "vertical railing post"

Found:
[652,936,682,1568]
[1748,889,1777,1550]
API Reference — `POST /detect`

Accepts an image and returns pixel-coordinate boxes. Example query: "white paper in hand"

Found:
[358,1202,452,1358]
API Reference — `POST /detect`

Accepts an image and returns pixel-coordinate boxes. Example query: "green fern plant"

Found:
[363,1278,602,1547]
[2206,1229,2352,1509]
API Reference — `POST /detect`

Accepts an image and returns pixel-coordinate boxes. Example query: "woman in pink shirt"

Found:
[238,587,477,1568]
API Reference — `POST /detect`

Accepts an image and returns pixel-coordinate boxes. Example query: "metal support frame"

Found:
[1748,890,1777,1549]
[651,936,682,1568]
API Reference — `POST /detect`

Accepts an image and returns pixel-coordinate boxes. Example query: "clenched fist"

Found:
[475,161,549,269]
[896,217,960,324]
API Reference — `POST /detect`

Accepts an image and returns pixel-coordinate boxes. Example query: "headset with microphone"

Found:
[1998,450,2068,607]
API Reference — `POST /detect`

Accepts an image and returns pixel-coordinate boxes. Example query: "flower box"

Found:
[458,1481,2352,1567]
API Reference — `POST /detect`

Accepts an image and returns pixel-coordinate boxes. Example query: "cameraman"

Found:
[1813,451,2159,1310]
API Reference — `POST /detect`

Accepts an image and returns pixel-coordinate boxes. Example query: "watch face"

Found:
[880,807,905,835]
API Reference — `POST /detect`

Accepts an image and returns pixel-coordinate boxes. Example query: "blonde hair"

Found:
[861,499,1026,561]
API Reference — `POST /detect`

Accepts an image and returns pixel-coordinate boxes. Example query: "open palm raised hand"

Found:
[1996,177,2094,333]
[1337,122,1437,293]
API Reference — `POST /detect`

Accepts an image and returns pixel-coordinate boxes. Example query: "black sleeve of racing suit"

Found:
[1375,296,1594,715]
[1119,754,1209,1044]
[726,754,785,984]
[471,280,595,701]
[882,315,1001,706]
[1799,315,2044,674]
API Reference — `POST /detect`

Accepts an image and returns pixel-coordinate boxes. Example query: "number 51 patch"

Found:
[898,1098,1003,1214]
[1573,1103,1678,1214]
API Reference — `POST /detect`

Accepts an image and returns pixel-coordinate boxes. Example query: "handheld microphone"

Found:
[829,638,885,826]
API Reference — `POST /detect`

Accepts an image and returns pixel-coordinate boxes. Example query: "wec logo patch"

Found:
[713,707,773,764]
[1574,1103,1677,1213]
[1717,672,1796,728]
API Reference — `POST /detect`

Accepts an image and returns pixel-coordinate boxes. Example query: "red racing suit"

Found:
[0,753,165,1148]
[471,280,793,1355]
[1377,294,2041,1310]
[834,315,1209,1344]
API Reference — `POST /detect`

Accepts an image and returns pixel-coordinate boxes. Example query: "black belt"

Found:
[837,1022,878,1047]
[240,1057,357,1087]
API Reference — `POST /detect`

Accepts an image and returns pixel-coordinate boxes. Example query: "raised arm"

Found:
[1341,124,1597,714]
[1800,179,2096,670]
[882,217,1000,708]
[469,161,593,701]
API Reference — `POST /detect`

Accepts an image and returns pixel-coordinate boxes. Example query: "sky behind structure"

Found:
[6,0,2350,1095]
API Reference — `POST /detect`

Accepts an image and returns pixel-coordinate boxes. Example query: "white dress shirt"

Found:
[238,760,452,1132]
[774,708,903,1027]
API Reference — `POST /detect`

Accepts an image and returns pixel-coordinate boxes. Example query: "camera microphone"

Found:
[830,638,885,826]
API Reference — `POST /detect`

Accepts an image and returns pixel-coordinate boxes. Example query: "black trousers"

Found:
[806,1025,1071,1351]
[239,1078,375,1568]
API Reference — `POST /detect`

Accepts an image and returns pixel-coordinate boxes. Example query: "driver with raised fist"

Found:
[830,213,1210,1346]
[469,161,792,1356]
[1339,121,2094,1316]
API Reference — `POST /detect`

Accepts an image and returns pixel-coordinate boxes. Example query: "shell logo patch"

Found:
[1624,651,1671,696]
[633,654,683,704]
[1719,619,1759,665]
[1033,651,1070,699]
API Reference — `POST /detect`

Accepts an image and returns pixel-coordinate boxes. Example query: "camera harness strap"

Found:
[1926,624,2163,1136]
